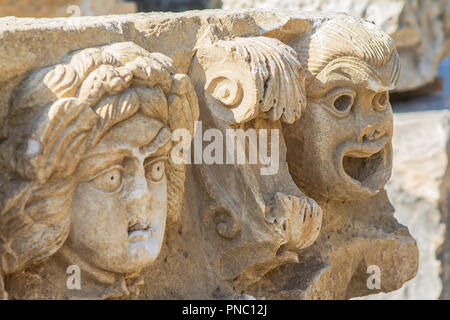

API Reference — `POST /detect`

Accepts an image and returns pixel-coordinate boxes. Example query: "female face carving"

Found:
[67,112,171,274]
[284,59,394,200]
[0,42,198,300]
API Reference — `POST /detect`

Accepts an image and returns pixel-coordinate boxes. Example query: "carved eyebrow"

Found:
[76,125,171,179]
[333,68,353,81]
[308,80,356,98]
[139,126,171,156]
[366,79,393,92]
[144,155,169,169]
[322,87,356,101]
[309,77,391,99]
[311,58,394,96]
[76,151,127,179]
[81,149,128,163]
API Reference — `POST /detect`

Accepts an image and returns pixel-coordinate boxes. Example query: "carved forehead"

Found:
[307,56,400,95]
[85,111,170,157]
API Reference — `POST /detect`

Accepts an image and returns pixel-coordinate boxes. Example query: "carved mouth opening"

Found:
[342,148,385,184]
[128,222,150,234]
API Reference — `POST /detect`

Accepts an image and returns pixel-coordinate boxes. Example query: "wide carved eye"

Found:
[145,159,166,182]
[322,88,356,118]
[92,167,122,192]
[333,94,354,113]
[373,91,389,111]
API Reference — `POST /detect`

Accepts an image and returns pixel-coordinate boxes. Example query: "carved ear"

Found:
[195,36,306,125]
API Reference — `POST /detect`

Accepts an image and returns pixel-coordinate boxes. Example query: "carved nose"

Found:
[127,198,151,225]
[357,124,386,143]
[126,176,151,227]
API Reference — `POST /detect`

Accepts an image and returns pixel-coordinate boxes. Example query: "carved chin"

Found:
[125,235,162,271]
[339,140,392,197]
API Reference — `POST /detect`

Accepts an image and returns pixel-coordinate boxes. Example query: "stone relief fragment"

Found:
[0,10,420,300]
[0,42,198,299]
[188,32,323,292]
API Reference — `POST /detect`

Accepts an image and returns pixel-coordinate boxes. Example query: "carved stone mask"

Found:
[0,42,198,287]
[283,17,400,201]
[67,112,171,274]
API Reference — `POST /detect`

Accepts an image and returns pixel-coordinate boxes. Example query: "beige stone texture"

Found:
[219,0,450,93]
[381,109,449,299]
[0,10,418,299]
[0,0,136,18]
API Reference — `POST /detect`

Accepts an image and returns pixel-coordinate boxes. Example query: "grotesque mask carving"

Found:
[283,17,400,201]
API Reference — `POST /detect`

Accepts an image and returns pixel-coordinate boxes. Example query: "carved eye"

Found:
[91,166,123,193]
[373,91,389,111]
[145,159,166,182]
[333,94,354,113]
[323,89,355,117]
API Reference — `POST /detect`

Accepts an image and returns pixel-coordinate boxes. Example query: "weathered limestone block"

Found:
[219,0,450,93]
[0,10,418,299]
[0,0,136,17]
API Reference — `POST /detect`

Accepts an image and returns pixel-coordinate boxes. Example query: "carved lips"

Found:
[339,134,392,195]
[128,221,152,242]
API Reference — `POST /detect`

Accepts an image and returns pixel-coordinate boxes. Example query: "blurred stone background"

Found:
[134,0,214,11]
[0,0,449,300]
[0,0,137,17]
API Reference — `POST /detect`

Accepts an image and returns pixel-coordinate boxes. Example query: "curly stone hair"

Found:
[291,15,401,87]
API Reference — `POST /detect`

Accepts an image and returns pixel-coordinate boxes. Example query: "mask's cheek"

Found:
[149,180,167,247]
[70,182,129,269]
[286,102,358,199]
[126,178,167,265]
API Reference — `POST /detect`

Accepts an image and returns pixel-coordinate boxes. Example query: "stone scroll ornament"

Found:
[0,42,198,299]
[189,30,323,293]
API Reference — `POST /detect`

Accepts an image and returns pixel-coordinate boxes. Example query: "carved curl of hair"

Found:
[0,42,198,294]
[291,16,400,85]
[196,35,306,124]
